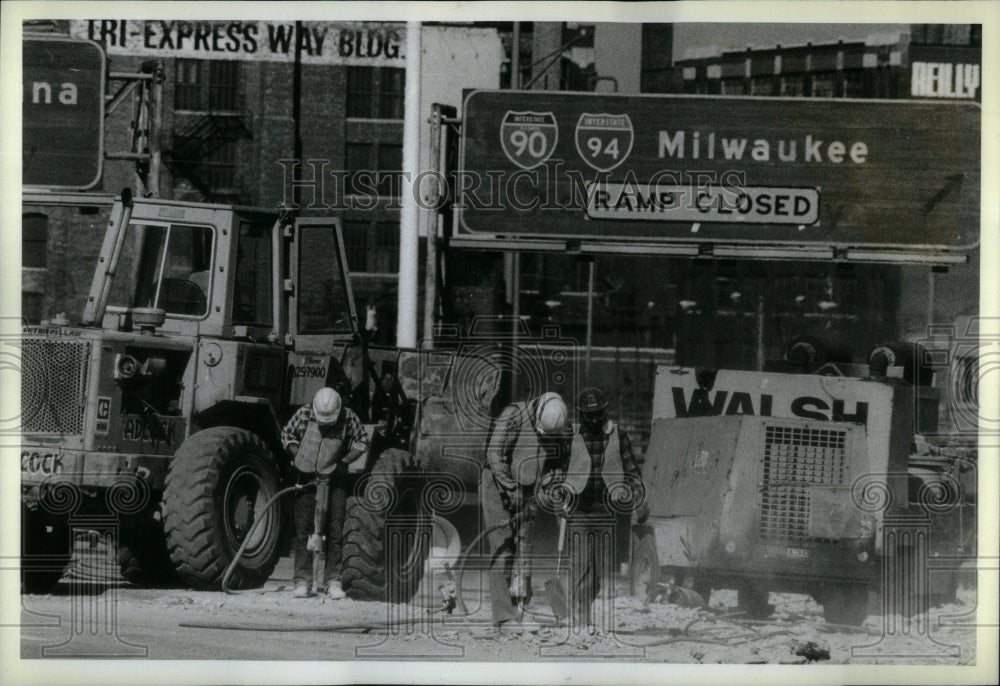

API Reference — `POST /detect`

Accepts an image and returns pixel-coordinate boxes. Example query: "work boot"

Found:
[326,580,346,600]
[292,581,314,598]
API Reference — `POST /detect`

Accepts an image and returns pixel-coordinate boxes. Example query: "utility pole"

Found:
[292,21,303,207]
[397,21,422,348]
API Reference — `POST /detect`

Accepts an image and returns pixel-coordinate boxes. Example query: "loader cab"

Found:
[82,195,360,422]
[88,200,279,339]
[85,197,358,342]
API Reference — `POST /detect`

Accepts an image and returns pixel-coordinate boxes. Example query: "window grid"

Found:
[175,59,240,112]
[346,66,405,120]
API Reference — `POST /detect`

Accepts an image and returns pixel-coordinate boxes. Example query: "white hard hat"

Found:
[312,387,342,425]
[535,392,568,436]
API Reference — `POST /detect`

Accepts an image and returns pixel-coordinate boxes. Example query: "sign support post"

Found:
[585,258,596,380]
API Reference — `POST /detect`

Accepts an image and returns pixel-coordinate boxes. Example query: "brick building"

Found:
[22,21,980,371]
[22,19,501,338]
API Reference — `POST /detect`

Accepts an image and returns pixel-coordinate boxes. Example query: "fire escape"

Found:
[167,112,252,202]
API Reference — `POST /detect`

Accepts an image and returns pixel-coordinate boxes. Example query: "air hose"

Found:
[221,481,315,595]
[187,507,552,633]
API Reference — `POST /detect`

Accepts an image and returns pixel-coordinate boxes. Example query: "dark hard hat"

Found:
[577,387,608,416]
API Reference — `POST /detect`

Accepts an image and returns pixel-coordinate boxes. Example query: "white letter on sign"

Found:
[659,130,684,159]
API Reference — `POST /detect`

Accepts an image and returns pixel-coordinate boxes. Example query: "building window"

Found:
[780,75,805,96]
[22,293,44,324]
[750,76,775,96]
[913,24,975,46]
[174,59,240,112]
[345,142,402,197]
[971,25,982,47]
[721,78,747,95]
[346,66,405,119]
[204,140,238,192]
[843,70,865,97]
[376,143,402,195]
[171,133,240,196]
[342,220,399,274]
[22,213,48,269]
[811,73,837,98]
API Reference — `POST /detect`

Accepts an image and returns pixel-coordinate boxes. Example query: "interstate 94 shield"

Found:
[574,112,634,172]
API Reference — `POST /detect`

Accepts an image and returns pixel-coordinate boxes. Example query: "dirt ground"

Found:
[17,539,978,664]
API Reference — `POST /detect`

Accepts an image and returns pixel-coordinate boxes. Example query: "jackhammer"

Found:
[509,497,538,620]
[308,475,330,592]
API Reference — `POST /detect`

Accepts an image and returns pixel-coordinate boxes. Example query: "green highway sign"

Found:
[458,90,980,256]
[23,36,105,189]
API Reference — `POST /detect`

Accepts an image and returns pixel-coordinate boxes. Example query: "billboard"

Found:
[909,44,981,101]
[457,90,980,257]
[69,20,405,66]
[23,36,105,189]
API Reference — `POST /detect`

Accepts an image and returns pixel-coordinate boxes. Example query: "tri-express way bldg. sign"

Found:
[457,91,979,263]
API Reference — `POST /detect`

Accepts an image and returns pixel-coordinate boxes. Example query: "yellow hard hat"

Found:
[535,392,568,435]
[312,387,342,425]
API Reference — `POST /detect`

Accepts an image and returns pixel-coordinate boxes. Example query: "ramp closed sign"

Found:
[458,90,980,258]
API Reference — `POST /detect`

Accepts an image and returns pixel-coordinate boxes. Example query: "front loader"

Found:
[20,191,373,591]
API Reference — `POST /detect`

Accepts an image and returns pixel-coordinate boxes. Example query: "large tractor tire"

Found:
[341,448,431,602]
[630,533,660,601]
[21,506,71,594]
[163,428,284,589]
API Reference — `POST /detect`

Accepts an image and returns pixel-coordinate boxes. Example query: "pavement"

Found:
[15,538,980,663]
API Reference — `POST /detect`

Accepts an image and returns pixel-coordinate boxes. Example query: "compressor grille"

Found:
[20,337,92,435]
[759,424,847,541]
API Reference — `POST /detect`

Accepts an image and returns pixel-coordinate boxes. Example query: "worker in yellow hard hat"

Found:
[481,391,570,634]
[281,387,369,599]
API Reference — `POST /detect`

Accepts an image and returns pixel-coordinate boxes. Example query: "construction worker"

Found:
[561,386,647,632]
[281,387,369,599]
[481,391,570,633]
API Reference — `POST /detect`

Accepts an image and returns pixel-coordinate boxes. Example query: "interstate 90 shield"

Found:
[499,111,559,170]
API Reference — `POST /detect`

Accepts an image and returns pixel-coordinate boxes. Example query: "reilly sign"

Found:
[458,90,980,256]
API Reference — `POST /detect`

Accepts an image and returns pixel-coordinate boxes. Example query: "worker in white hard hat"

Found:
[481,391,570,633]
[281,387,369,599]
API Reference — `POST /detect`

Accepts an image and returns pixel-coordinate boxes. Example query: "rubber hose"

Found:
[179,614,484,634]
[221,482,315,595]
